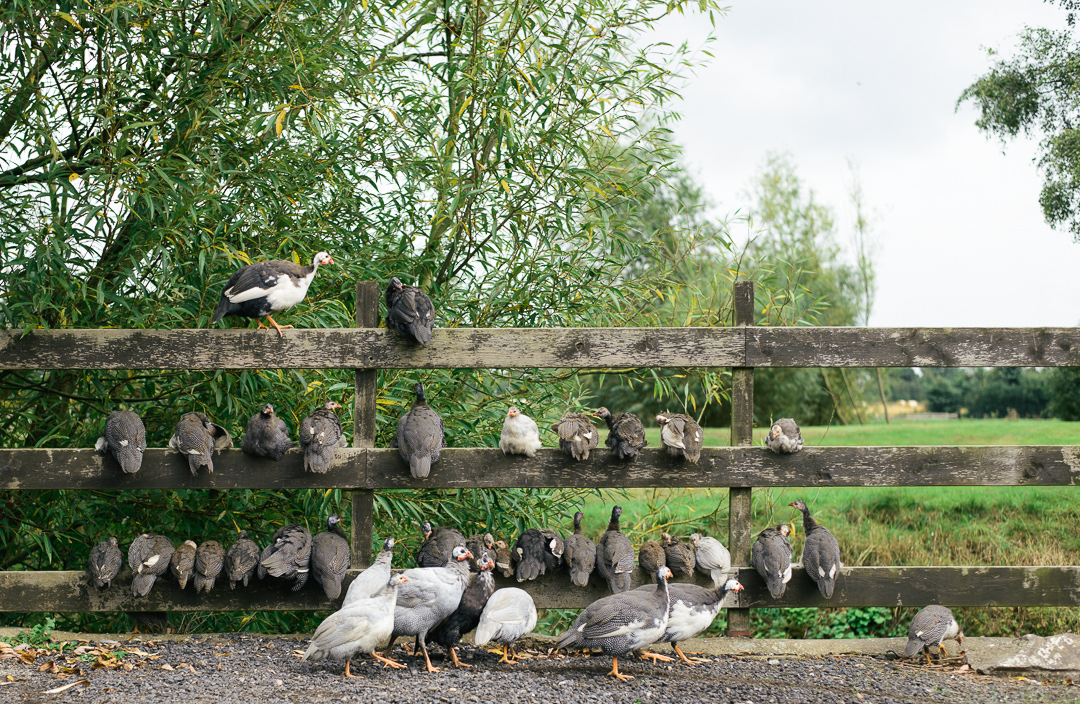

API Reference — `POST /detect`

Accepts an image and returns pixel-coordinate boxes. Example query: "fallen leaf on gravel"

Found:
[42,679,89,694]
[161,664,174,671]
[39,660,58,673]
[956,664,971,673]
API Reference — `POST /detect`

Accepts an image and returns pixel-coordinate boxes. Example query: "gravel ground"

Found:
[1,634,1076,704]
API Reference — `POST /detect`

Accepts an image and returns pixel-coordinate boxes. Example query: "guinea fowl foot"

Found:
[418,642,440,674]
[448,647,471,668]
[636,650,675,663]
[606,656,634,681]
[672,643,709,665]
[261,315,293,337]
[343,659,361,678]
[371,652,406,670]
[496,645,518,664]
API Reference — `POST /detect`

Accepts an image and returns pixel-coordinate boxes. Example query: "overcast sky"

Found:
[645,1,1080,327]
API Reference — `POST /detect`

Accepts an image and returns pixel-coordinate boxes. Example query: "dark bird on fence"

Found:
[551,412,599,461]
[638,539,666,575]
[260,524,313,591]
[633,577,744,665]
[210,251,334,337]
[655,413,703,464]
[499,406,542,457]
[751,524,793,599]
[427,555,497,668]
[690,533,731,589]
[194,540,225,594]
[343,537,396,608]
[465,533,498,573]
[766,418,802,454]
[512,528,562,582]
[474,587,538,664]
[241,403,294,461]
[170,540,197,590]
[226,531,260,589]
[385,276,435,345]
[905,605,964,663]
[493,540,514,578]
[88,537,122,589]
[257,539,275,581]
[564,511,596,588]
[789,499,842,599]
[555,566,673,681]
[393,383,446,479]
[95,410,147,474]
[129,533,175,598]
[169,411,233,475]
[595,407,647,460]
[312,515,351,600]
[416,522,467,568]
[596,505,634,594]
[662,533,696,577]
[299,401,346,473]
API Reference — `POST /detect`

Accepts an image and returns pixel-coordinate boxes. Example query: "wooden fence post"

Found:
[351,281,380,567]
[726,280,754,637]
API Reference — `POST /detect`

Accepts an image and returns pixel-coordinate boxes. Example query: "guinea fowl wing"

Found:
[513,529,546,582]
[88,538,122,588]
[312,517,351,600]
[385,278,435,345]
[194,541,225,594]
[226,533,260,588]
[98,411,147,474]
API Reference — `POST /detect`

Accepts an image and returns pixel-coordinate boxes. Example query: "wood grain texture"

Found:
[728,280,754,635]
[352,281,380,567]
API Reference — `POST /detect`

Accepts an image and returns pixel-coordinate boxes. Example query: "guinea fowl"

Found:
[210,251,333,337]
[311,515,351,600]
[260,524,313,591]
[386,545,474,673]
[550,412,599,461]
[789,499,842,598]
[129,533,175,597]
[343,537,395,608]
[662,533,696,577]
[595,407,647,460]
[555,566,673,681]
[416,523,466,568]
[751,524,793,599]
[299,401,346,474]
[385,276,435,345]
[170,540,198,590]
[493,540,514,578]
[241,403,293,461]
[540,529,565,572]
[304,574,410,675]
[766,418,803,454]
[634,577,744,665]
[257,540,274,580]
[169,412,233,475]
[690,533,732,588]
[474,587,538,664]
[95,411,146,474]
[512,528,562,582]
[193,540,225,594]
[427,555,497,668]
[226,532,260,589]
[905,605,964,663]
[596,506,634,594]
[638,539,666,575]
[499,406,542,457]
[564,511,596,588]
[393,383,446,479]
[655,413,703,464]
[465,533,498,572]
[88,537,122,589]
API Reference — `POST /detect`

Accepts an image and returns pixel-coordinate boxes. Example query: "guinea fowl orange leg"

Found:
[636,649,675,663]
[343,659,360,678]
[498,644,517,664]
[448,647,471,668]
[371,652,406,669]
[606,656,634,681]
[672,643,709,665]
[263,315,293,337]
[419,640,440,674]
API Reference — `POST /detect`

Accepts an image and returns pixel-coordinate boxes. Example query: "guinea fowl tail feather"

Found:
[409,321,432,345]
[260,553,292,578]
[569,568,590,587]
[410,454,431,479]
[210,297,230,324]
[131,573,156,597]
[904,638,923,658]
[516,556,542,582]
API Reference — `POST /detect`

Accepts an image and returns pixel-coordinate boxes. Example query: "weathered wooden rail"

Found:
[1,281,1078,631]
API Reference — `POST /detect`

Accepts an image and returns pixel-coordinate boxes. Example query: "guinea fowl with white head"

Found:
[690,533,731,588]
[550,412,599,461]
[95,411,146,474]
[564,511,596,588]
[385,276,435,345]
[499,406,542,457]
[299,401,346,473]
[655,413,703,464]
[474,587,538,664]
[596,506,634,593]
[393,383,446,479]
[751,524,793,599]
[241,404,293,461]
[169,412,232,475]
[634,577,744,665]
[88,537,122,589]
[426,555,497,668]
[789,499,842,598]
[766,418,803,454]
[311,515,351,600]
[595,407,647,460]
[210,251,333,336]
[905,605,964,663]
[343,537,395,608]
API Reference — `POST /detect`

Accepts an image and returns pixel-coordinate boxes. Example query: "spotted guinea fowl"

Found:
[95,411,147,474]
[304,573,410,676]
[416,523,466,568]
[638,539,666,575]
[343,537,395,608]
[499,406,542,457]
[299,401,346,474]
[393,383,446,479]
[662,533,696,577]
[427,555,496,668]
[241,403,293,461]
[655,413,703,464]
[385,276,435,345]
[88,537,122,589]
[595,407,647,460]
[751,524,793,599]
[555,566,673,681]
[493,540,514,578]
[596,506,634,594]
[789,499,841,599]
[260,524,313,591]
[551,412,599,461]
[169,412,233,475]
[170,540,197,590]
[474,587,538,664]
[193,540,225,594]
[465,533,498,573]
[386,545,474,673]
[129,533,175,597]
[766,418,802,454]
[905,605,964,663]
[690,533,731,588]
[312,515,351,600]
[210,251,333,337]
[226,532,260,589]
[634,577,744,665]
[564,511,596,588]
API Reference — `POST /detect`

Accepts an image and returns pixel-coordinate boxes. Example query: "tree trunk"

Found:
[876,367,890,424]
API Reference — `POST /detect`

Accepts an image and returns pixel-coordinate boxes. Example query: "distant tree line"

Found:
[910,368,1080,421]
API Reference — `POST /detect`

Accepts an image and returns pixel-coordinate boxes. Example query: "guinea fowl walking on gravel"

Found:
[655,413,703,464]
[751,525,793,599]
[393,383,446,479]
[299,401,346,474]
[690,533,731,588]
[789,499,842,598]
[193,540,224,594]
[634,577,744,664]
[427,555,497,668]
[550,412,599,461]
[385,276,435,345]
[210,251,333,337]
[662,533,696,577]
[474,587,538,664]
[312,515,351,600]
[555,566,674,681]
[343,538,395,608]
[170,540,197,590]
[226,532,260,589]
[304,574,410,675]
[596,506,634,594]
[766,418,803,454]
[169,412,233,475]
[241,403,293,461]
[595,407,647,460]
[129,533,175,598]
[564,511,596,588]
[638,539,666,575]
[260,524,313,591]
[88,537,123,589]
[416,523,466,568]
[499,406,542,457]
[465,533,498,572]
[905,605,964,663]
[95,410,147,474]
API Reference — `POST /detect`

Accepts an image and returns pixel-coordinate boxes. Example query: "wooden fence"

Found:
[1,281,1078,637]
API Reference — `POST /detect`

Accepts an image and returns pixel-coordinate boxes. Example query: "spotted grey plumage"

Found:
[194,540,225,594]
[260,524,313,591]
[95,410,147,474]
[596,506,634,594]
[385,276,435,345]
[169,412,232,475]
[342,537,395,608]
[129,533,174,597]
[790,499,842,598]
[226,531,260,589]
[906,605,963,660]
[662,533,696,577]
[170,540,197,590]
[595,407,647,460]
[550,413,599,461]
[88,537,123,589]
[655,413,703,464]
[299,401,346,473]
[766,418,803,454]
[564,511,596,588]
[241,403,294,461]
[751,524,793,599]
[312,515,351,600]
[393,383,446,479]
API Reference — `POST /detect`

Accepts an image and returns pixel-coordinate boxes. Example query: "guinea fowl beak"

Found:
[460,551,474,561]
